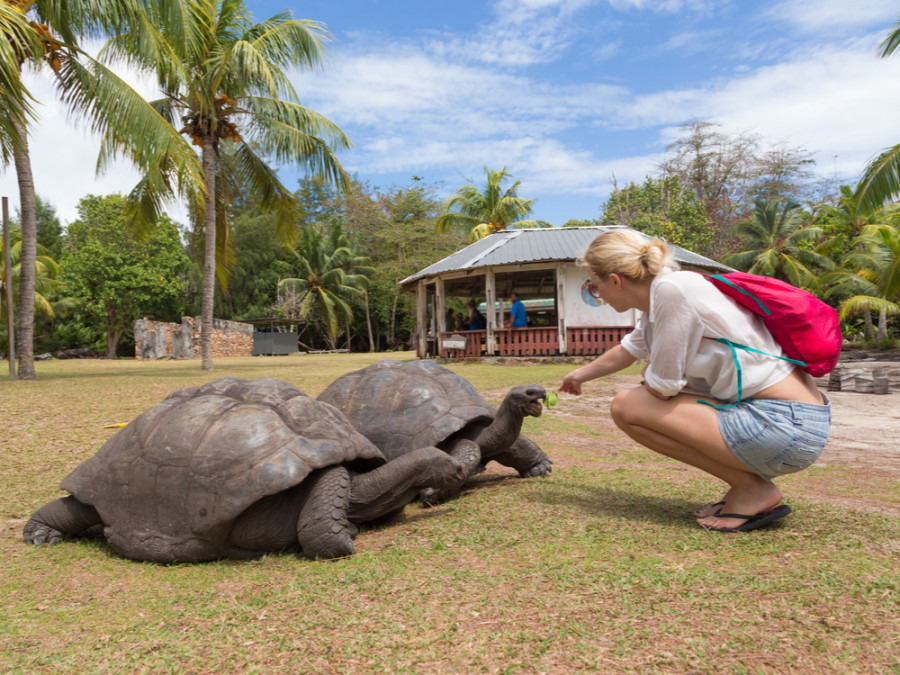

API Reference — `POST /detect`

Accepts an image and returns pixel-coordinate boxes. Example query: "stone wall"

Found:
[134,317,253,359]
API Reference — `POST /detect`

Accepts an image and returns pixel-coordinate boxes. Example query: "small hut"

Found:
[398,226,731,359]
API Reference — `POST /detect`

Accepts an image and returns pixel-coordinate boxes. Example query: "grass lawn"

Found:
[1,354,897,674]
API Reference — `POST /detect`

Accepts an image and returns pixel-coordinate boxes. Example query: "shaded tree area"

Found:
[61,194,190,358]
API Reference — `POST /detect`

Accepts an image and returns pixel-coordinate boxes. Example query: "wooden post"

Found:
[416,280,427,358]
[556,263,567,355]
[2,197,15,380]
[485,269,496,354]
[435,277,445,335]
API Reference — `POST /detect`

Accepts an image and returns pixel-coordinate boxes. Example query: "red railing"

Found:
[438,325,629,357]
[565,326,631,355]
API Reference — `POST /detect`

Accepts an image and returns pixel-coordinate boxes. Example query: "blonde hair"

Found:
[577,229,676,282]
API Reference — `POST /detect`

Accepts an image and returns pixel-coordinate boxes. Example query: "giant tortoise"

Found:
[23,377,464,562]
[317,360,552,504]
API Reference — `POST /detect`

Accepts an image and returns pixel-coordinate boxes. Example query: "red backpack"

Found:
[703,272,842,378]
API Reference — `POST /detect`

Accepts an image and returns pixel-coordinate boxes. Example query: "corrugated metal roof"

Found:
[399,226,731,288]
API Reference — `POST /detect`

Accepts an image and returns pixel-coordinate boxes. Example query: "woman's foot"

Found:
[693,493,730,519]
[696,481,782,531]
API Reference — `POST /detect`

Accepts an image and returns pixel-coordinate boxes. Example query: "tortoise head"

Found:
[505,384,546,419]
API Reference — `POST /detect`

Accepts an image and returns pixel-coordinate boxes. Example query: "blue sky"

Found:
[2,0,900,227]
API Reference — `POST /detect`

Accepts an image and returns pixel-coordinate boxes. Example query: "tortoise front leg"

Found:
[348,446,464,523]
[23,496,102,546]
[420,437,481,506]
[296,466,355,560]
[488,435,553,477]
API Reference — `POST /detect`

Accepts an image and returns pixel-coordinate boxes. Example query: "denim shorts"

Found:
[717,394,831,480]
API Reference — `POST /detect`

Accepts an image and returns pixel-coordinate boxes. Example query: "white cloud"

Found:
[766,0,897,34]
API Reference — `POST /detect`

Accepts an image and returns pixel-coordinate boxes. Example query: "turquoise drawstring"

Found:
[697,338,808,410]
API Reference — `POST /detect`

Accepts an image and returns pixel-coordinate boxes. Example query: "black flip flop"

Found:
[693,500,726,518]
[701,504,792,533]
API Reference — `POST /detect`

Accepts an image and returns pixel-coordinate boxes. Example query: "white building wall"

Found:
[561,263,636,327]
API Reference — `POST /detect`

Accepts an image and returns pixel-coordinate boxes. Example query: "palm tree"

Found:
[2,0,183,379]
[817,185,895,337]
[436,167,550,240]
[823,224,900,339]
[723,198,834,288]
[0,228,64,324]
[99,0,351,370]
[855,18,900,213]
[278,225,371,349]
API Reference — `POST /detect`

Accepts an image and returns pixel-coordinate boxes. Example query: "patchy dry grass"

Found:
[1,354,898,674]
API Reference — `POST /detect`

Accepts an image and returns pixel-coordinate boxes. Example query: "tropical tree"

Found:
[0,0,146,378]
[98,0,350,370]
[436,167,549,240]
[856,19,900,212]
[599,175,717,257]
[277,225,371,349]
[658,119,818,239]
[816,184,895,337]
[61,194,190,358]
[3,0,204,378]
[0,226,64,325]
[822,224,900,340]
[723,198,834,288]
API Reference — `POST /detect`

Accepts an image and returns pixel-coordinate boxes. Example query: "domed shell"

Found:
[60,377,385,561]
[317,360,494,460]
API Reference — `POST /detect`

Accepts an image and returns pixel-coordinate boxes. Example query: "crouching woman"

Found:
[558,229,831,532]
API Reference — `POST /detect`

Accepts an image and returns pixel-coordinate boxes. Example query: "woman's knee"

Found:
[610,387,643,428]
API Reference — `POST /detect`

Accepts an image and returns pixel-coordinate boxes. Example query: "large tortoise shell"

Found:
[60,377,384,558]
[317,360,494,461]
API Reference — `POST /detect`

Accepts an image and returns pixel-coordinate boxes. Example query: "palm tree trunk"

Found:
[12,119,35,380]
[864,308,874,341]
[876,308,888,341]
[364,291,374,352]
[201,136,217,371]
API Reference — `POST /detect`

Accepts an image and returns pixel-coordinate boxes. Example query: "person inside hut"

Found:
[467,300,486,330]
[506,292,527,328]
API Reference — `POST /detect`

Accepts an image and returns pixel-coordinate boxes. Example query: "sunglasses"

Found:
[586,281,603,300]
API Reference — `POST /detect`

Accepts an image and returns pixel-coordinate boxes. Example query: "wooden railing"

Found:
[438,325,630,357]
[565,326,631,355]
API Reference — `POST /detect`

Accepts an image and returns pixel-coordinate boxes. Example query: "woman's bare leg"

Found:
[610,387,782,530]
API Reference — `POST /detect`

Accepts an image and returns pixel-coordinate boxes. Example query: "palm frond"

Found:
[839,295,900,320]
[855,143,900,214]
[54,50,206,219]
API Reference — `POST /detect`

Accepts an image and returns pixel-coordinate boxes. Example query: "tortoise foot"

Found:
[23,518,65,546]
[297,466,355,560]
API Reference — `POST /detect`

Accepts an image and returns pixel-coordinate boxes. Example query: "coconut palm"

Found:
[97,0,350,369]
[855,18,900,213]
[278,225,371,348]
[823,224,900,339]
[0,228,64,323]
[817,185,896,338]
[723,198,833,288]
[436,166,550,241]
[2,0,190,379]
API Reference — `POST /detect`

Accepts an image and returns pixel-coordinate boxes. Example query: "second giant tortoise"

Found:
[318,360,552,503]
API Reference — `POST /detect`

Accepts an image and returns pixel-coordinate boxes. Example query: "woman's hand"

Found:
[558,374,583,396]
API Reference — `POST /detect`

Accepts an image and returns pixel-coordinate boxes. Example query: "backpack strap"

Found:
[697,339,744,410]
[706,273,772,316]
[696,338,808,411]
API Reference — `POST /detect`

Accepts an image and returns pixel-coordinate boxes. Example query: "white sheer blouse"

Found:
[620,269,795,401]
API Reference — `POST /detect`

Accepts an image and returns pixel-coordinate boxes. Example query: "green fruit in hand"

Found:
[544,391,559,408]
